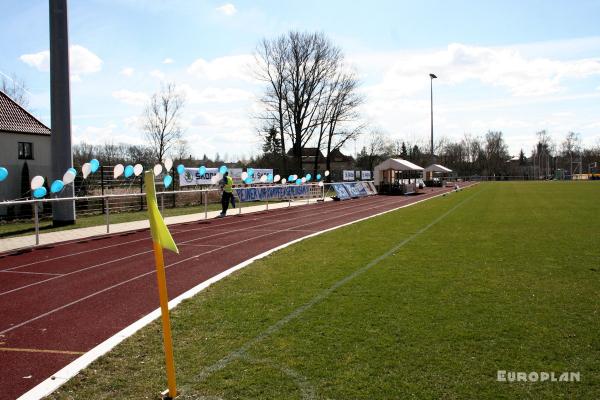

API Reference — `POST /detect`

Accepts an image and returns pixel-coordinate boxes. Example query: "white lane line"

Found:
[17,184,477,400]
[0,197,393,295]
[0,270,63,276]
[1,190,444,335]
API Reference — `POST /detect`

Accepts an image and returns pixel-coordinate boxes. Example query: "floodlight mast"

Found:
[429,73,437,163]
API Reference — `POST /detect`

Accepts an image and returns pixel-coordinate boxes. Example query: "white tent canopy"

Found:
[424,164,452,173]
[374,158,424,173]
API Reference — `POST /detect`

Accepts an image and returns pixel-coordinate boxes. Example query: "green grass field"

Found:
[48,182,599,399]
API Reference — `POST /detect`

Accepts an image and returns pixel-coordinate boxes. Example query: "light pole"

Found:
[429,73,437,163]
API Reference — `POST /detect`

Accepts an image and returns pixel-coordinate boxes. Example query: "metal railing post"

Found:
[161,193,164,214]
[34,201,40,245]
[105,197,110,233]
[204,190,208,220]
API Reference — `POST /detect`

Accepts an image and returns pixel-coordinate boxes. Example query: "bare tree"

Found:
[561,131,581,176]
[1,72,30,110]
[172,139,191,164]
[142,83,185,164]
[255,31,362,174]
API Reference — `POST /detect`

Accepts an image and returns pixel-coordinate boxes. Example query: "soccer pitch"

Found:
[49,182,599,399]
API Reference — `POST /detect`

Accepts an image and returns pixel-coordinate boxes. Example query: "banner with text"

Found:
[343,170,355,181]
[235,185,309,202]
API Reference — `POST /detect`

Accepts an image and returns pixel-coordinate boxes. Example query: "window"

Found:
[18,142,33,160]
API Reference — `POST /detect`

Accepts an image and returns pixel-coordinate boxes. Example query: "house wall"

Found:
[0,131,51,206]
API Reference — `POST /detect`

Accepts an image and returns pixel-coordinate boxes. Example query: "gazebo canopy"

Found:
[374,158,424,172]
[424,164,452,173]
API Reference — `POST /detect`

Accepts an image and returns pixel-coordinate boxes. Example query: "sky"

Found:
[1,0,600,161]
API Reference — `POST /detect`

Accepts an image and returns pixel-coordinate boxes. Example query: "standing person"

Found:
[219,171,234,217]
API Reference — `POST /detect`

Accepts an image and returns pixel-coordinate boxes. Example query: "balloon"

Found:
[0,167,8,182]
[267,173,273,182]
[288,175,294,182]
[318,181,324,187]
[124,165,134,178]
[163,175,173,188]
[31,175,44,190]
[82,163,91,179]
[324,170,330,177]
[153,164,163,176]
[177,164,185,175]
[273,174,280,183]
[292,174,298,181]
[33,187,47,198]
[164,158,173,172]
[301,177,306,183]
[63,168,76,185]
[245,177,253,184]
[198,166,206,176]
[295,179,302,185]
[219,165,228,174]
[133,164,143,176]
[306,174,312,181]
[260,175,267,183]
[90,159,100,173]
[114,164,124,179]
[247,168,254,177]
[316,174,322,180]
[281,178,287,184]
[211,174,220,184]
[241,171,248,180]
[50,180,64,193]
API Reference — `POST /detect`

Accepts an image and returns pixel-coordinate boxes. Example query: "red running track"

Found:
[0,188,460,398]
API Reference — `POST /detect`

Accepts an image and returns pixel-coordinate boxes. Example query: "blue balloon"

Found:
[244,177,253,184]
[90,159,100,173]
[219,165,228,174]
[316,174,322,180]
[295,178,302,185]
[306,173,312,181]
[288,175,294,182]
[177,164,185,175]
[33,187,47,198]
[198,166,206,176]
[50,180,64,193]
[124,165,134,178]
[267,173,273,182]
[163,175,173,189]
[247,167,254,177]
[0,167,8,182]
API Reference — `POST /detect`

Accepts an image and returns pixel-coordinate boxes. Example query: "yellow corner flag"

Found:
[145,171,178,399]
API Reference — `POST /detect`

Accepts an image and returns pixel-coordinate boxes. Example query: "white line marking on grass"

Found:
[188,187,481,389]
[16,185,478,400]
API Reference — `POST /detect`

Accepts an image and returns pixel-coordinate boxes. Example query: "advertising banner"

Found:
[235,185,309,202]
[343,170,355,181]
[179,167,219,186]
[331,183,351,200]
[361,170,371,180]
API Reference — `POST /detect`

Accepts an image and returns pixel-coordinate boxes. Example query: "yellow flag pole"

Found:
[145,171,179,399]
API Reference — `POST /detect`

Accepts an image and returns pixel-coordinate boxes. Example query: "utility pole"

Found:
[50,0,76,225]
[429,73,437,164]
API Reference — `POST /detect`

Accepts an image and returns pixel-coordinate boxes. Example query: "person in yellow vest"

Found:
[218,171,234,217]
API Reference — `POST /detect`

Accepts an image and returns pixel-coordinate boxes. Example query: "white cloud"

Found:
[112,90,148,105]
[163,58,174,64]
[187,54,254,82]
[121,67,135,76]
[216,3,237,16]
[179,84,254,104]
[20,45,102,79]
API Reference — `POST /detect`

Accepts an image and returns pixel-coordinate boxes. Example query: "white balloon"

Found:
[114,164,124,179]
[211,174,221,184]
[260,175,267,183]
[153,164,163,176]
[301,177,306,183]
[318,181,324,187]
[241,171,248,180]
[82,163,92,179]
[274,174,281,183]
[62,170,76,185]
[164,158,173,172]
[31,175,45,190]
[324,170,330,177]
[292,174,298,181]
[281,178,287,184]
[133,164,143,176]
